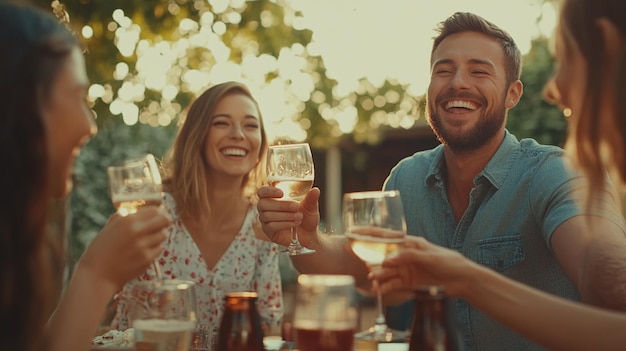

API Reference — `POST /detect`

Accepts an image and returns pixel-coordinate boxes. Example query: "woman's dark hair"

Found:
[559,0,626,194]
[0,2,78,350]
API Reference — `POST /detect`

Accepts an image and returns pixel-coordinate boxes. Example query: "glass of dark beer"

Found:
[293,274,357,351]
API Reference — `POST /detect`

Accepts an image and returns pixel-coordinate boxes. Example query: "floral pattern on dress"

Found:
[112,193,283,342]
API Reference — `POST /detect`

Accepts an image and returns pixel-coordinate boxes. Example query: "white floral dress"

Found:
[112,193,283,340]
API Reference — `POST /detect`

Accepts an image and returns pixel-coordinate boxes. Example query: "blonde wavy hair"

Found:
[162,81,268,220]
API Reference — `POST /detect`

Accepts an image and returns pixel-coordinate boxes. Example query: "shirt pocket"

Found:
[477,235,525,272]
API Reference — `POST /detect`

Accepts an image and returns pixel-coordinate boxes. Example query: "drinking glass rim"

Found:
[225,291,258,299]
[134,279,195,290]
[268,143,310,149]
[108,154,157,168]
[297,274,355,286]
[343,190,400,199]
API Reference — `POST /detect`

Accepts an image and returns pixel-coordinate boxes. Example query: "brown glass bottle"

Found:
[409,286,463,351]
[217,291,265,351]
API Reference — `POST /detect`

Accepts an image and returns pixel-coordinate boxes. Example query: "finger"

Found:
[258,198,300,213]
[143,230,167,248]
[128,210,171,233]
[146,244,165,260]
[259,204,303,224]
[377,277,407,295]
[404,236,430,249]
[258,186,284,199]
[381,248,427,268]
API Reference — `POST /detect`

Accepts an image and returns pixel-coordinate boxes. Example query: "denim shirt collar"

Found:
[425,130,520,190]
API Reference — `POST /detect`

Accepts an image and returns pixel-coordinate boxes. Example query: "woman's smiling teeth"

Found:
[221,147,247,156]
[445,100,478,111]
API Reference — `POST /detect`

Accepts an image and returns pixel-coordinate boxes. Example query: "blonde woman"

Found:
[112,82,283,346]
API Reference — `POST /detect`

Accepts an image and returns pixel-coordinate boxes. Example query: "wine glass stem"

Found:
[373,279,388,338]
[287,227,302,250]
[152,261,162,280]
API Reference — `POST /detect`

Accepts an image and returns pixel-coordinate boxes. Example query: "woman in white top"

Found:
[112,82,282,345]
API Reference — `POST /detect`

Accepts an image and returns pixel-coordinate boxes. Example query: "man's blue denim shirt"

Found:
[383,130,623,351]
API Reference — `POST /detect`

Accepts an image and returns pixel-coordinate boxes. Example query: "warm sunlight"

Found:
[293,0,557,97]
[93,0,558,142]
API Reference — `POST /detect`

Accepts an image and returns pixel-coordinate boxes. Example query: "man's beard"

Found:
[426,91,506,151]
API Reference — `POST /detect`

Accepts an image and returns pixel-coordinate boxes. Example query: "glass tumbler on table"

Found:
[129,279,197,351]
[293,274,358,351]
[343,190,407,342]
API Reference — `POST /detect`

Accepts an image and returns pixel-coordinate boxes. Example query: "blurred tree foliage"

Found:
[507,36,567,146]
[37,0,415,265]
[35,0,565,266]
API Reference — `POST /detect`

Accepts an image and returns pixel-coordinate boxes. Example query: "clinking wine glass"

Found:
[107,153,164,279]
[342,190,407,342]
[266,143,316,256]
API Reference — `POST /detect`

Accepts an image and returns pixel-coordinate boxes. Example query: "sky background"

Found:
[293,0,557,96]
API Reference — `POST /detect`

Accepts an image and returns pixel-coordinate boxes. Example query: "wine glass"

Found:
[293,274,358,351]
[342,190,407,342]
[129,279,197,351]
[107,153,164,279]
[266,143,316,256]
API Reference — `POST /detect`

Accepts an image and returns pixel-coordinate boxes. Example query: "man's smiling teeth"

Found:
[445,100,478,111]
[222,148,247,156]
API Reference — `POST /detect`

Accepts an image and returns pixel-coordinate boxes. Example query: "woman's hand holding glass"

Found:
[371,236,478,300]
[107,154,167,280]
[79,207,170,292]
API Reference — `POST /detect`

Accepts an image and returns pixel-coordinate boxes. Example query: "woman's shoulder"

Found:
[161,192,180,217]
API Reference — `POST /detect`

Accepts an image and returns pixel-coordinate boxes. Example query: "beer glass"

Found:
[343,190,407,342]
[129,280,197,351]
[293,274,357,351]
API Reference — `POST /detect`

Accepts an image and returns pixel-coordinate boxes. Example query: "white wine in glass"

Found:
[107,154,163,216]
[266,143,315,256]
[343,190,407,342]
[107,153,164,279]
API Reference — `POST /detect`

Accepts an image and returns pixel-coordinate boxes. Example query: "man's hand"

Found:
[257,186,321,248]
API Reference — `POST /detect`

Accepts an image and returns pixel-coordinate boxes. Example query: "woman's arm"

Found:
[464,257,626,351]
[46,207,169,351]
[373,237,626,351]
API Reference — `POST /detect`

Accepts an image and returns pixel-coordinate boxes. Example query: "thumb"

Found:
[302,187,320,214]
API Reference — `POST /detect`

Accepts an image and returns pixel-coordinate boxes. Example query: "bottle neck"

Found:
[218,293,265,351]
[409,286,461,351]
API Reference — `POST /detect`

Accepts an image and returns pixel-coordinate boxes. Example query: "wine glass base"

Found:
[355,326,410,343]
[281,245,316,256]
